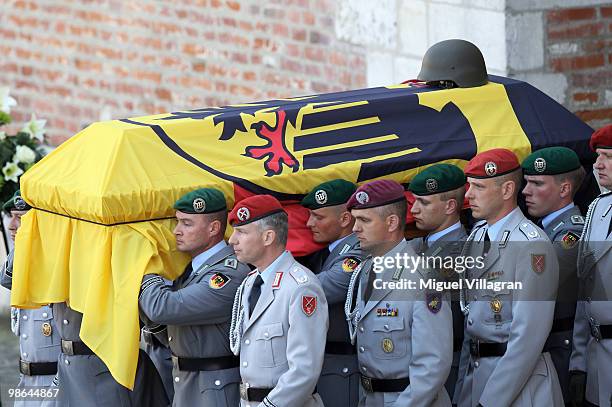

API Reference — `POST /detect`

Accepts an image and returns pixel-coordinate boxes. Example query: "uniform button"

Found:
[384,324,389,330]
[244,339,250,345]
[22,315,28,320]
[473,296,477,301]
[474,361,479,368]
[42,312,48,318]
[21,334,27,339]
[359,326,364,333]
[468,319,473,325]
[64,359,70,365]
[174,377,179,383]
[242,362,248,367]
[264,332,269,337]
[169,336,173,341]
[359,346,365,353]
[214,380,221,386]
[361,366,367,372]
[63,319,69,325]
[564,339,570,346]
[342,367,349,373]
[22,352,27,358]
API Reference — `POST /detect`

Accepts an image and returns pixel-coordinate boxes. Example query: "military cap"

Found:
[228,194,286,226]
[174,188,227,214]
[409,164,466,196]
[521,147,581,175]
[347,179,406,210]
[464,148,520,178]
[589,124,612,151]
[2,189,31,214]
[301,179,357,209]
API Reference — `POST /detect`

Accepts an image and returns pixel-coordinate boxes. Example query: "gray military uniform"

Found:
[570,191,612,405]
[230,251,329,407]
[541,205,584,402]
[1,249,60,407]
[53,304,168,406]
[140,322,173,400]
[139,243,249,407]
[312,233,362,407]
[347,239,453,407]
[409,224,467,400]
[455,208,563,407]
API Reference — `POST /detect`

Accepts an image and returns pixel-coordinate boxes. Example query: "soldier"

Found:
[1,190,61,407]
[140,302,174,400]
[569,124,612,407]
[139,188,249,406]
[455,148,563,407]
[228,194,329,407]
[521,147,585,405]
[408,164,467,398]
[345,179,453,407]
[300,179,363,407]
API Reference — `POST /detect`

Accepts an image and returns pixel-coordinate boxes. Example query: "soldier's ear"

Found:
[339,210,352,228]
[558,181,571,199]
[444,198,458,215]
[262,229,276,247]
[387,214,401,233]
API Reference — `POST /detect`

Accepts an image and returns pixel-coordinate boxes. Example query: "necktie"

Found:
[607,216,612,237]
[362,259,376,301]
[249,275,264,316]
[483,229,491,256]
[181,263,193,282]
[421,238,429,253]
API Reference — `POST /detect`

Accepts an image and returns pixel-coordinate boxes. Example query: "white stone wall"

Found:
[335,0,508,88]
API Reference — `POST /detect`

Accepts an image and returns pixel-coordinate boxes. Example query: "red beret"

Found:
[347,180,406,210]
[464,148,520,178]
[229,194,286,226]
[590,124,612,151]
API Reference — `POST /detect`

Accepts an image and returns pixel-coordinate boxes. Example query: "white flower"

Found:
[13,145,36,164]
[21,113,46,142]
[2,161,23,183]
[0,87,17,114]
[0,131,5,141]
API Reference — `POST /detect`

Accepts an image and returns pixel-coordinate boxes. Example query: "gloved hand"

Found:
[568,370,586,406]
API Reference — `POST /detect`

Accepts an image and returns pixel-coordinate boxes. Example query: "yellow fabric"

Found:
[12,81,534,388]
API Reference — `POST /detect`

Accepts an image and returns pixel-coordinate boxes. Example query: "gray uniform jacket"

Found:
[1,249,61,407]
[454,208,563,407]
[348,239,453,407]
[570,192,612,405]
[53,303,168,407]
[313,233,363,407]
[409,225,467,400]
[541,205,583,402]
[234,251,329,407]
[139,244,249,407]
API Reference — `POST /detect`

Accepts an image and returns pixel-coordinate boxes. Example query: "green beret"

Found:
[174,188,227,214]
[301,179,357,209]
[2,190,31,214]
[409,164,466,196]
[521,147,581,176]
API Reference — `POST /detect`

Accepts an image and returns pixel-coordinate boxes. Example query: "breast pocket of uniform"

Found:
[255,322,287,367]
[33,308,57,348]
[482,290,512,327]
[372,319,407,359]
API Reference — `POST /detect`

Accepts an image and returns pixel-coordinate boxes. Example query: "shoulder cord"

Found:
[459,225,483,315]
[229,278,247,355]
[345,258,369,345]
[577,194,602,278]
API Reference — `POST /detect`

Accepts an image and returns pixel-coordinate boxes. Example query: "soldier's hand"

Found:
[568,370,586,406]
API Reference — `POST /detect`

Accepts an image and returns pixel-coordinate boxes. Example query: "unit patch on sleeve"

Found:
[341,257,361,273]
[209,272,231,289]
[302,295,317,317]
[561,231,580,249]
[531,254,546,273]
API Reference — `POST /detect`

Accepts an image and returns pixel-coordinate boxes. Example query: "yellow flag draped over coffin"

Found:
[11,78,593,388]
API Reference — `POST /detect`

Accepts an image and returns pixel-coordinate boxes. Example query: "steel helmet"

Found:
[417,39,488,88]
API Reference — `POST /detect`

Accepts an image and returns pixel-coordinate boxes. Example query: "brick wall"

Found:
[509,1,611,131]
[546,4,611,130]
[0,0,366,145]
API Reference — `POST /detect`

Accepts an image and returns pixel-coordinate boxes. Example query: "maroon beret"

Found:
[347,180,406,210]
[590,124,612,151]
[229,195,286,226]
[464,148,520,178]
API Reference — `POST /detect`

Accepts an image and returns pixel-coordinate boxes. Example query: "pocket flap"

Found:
[256,322,284,340]
[33,307,54,321]
[372,318,404,333]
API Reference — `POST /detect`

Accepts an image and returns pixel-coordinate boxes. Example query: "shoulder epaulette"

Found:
[289,266,309,285]
[519,222,540,240]
[224,258,238,269]
[570,215,584,225]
